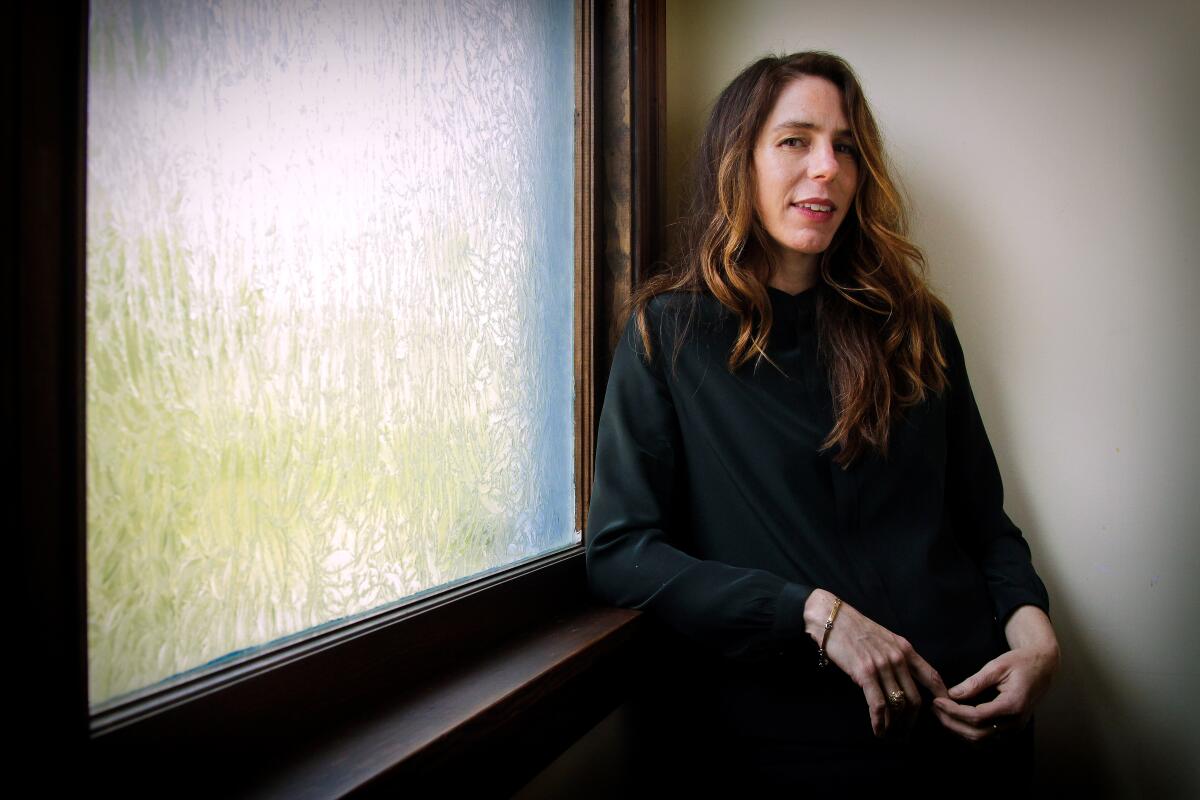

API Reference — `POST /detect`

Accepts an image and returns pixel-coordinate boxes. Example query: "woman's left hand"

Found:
[931,605,1060,742]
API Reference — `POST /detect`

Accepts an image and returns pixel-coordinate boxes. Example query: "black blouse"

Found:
[585,284,1049,713]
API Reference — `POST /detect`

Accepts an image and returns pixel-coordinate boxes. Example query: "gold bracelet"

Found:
[817,595,842,668]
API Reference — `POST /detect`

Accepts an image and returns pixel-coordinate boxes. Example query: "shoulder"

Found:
[932,305,965,366]
[929,306,978,397]
[644,289,728,323]
[616,290,730,378]
[631,290,729,346]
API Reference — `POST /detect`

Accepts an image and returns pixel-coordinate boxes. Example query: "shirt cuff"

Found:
[992,586,1051,627]
[771,581,815,644]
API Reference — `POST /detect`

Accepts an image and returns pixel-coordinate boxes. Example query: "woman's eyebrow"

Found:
[771,120,853,138]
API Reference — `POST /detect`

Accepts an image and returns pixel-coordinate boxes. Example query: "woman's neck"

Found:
[766,251,819,295]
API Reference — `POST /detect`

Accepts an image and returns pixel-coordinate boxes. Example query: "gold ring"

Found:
[887,689,907,710]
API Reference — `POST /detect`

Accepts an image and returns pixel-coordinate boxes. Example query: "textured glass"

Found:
[86,0,575,706]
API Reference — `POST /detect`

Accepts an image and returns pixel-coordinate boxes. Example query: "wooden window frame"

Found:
[13,0,664,793]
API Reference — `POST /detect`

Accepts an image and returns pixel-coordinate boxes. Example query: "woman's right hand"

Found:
[804,589,949,737]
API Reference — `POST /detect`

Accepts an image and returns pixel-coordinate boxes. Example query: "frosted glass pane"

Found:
[86,0,575,706]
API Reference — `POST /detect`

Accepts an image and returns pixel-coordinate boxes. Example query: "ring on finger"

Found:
[887,689,907,711]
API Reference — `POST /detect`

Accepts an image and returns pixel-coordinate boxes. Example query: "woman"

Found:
[585,51,1059,791]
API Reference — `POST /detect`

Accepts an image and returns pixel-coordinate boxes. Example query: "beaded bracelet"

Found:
[816,595,843,668]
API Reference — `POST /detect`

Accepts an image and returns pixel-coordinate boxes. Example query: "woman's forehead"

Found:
[761,76,850,136]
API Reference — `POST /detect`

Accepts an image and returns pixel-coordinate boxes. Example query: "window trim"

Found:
[15,0,665,790]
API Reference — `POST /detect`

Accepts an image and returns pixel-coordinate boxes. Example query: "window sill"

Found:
[256,604,645,797]
[96,602,647,798]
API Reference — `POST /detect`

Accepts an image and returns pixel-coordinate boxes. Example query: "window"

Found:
[16,0,659,791]
[85,0,578,709]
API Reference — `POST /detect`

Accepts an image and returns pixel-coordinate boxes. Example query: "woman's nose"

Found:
[808,141,839,181]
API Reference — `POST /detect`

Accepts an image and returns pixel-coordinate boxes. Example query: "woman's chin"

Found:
[780,238,833,258]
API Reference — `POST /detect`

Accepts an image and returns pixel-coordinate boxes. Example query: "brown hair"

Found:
[629,51,949,466]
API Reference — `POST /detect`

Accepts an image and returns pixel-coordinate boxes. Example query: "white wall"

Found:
[666,0,1200,794]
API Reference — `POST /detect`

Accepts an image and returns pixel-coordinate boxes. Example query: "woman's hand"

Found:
[931,605,1060,742]
[804,589,949,738]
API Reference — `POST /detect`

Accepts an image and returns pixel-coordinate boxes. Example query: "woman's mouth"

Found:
[791,200,835,221]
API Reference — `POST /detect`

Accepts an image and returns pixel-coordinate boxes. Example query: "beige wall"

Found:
[666,0,1200,794]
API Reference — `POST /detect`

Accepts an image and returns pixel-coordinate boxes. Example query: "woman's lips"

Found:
[791,202,835,222]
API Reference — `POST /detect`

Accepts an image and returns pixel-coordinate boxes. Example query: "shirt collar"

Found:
[766,284,818,333]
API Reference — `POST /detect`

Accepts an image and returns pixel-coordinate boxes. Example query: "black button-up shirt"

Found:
[585,284,1050,751]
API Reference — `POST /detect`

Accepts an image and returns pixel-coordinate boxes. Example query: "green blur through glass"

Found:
[85,0,576,706]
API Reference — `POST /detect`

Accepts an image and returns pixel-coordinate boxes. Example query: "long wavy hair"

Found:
[629,51,949,466]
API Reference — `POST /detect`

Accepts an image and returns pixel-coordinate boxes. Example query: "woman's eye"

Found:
[835,142,858,157]
[781,137,806,148]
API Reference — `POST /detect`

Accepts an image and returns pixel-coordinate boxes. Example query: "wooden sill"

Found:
[234,605,644,798]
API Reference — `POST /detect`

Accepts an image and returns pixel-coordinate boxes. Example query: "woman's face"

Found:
[752,76,859,269]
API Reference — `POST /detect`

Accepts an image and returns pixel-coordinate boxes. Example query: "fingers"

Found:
[906,649,949,698]
[932,700,1024,744]
[881,638,926,737]
[878,671,901,735]
[893,665,923,733]
[935,696,1011,727]
[932,702,1000,744]
[948,656,1006,701]
[861,680,888,738]
[932,648,1053,744]
[933,693,1030,745]
[867,663,922,738]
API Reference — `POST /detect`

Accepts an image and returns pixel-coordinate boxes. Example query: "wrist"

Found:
[1021,639,1061,673]
[803,588,838,644]
[1004,605,1061,671]
[1004,606,1058,649]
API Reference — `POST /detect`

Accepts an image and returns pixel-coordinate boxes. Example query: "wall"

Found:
[664,0,1200,795]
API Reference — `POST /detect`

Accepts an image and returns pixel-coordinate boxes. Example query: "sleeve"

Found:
[941,319,1051,625]
[584,309,814,661]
